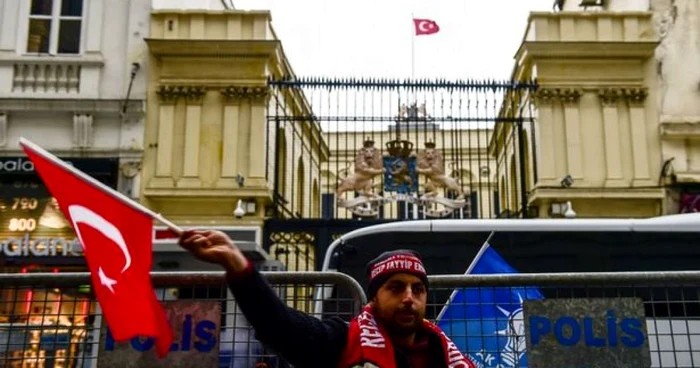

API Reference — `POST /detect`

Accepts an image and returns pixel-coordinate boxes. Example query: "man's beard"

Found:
[376,305,422,336]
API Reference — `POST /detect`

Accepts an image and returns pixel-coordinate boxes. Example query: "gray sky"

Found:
[234,0,556,80]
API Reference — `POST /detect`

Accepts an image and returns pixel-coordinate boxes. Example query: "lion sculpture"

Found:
[336,140,385,199]
[416,143,464,200]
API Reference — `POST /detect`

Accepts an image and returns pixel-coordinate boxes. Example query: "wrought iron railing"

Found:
[266,76,538,221]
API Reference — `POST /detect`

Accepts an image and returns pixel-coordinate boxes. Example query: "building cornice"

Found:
[528,11,654,17]
[517,41,659,60]
[0,148,144,158]
[659,116,700,139]
[528,187,665,203]
[0,52,105,67]
[150,9,272,16]
[0,98,144,115]
[144,39,280,58]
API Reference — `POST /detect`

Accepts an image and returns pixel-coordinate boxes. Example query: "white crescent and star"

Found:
[417,20,435,33]
[68,205,132,293]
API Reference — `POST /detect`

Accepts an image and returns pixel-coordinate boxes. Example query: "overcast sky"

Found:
[233,0,556,80]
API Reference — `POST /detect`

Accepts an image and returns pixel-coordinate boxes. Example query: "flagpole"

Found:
[464,231,495,275]
[18,137,184,235]
[411,13,415,78]
[435,231,495,321]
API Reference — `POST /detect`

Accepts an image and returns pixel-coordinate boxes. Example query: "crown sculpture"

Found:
[335,105,467,218]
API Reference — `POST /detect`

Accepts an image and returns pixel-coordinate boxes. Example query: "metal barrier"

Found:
[4,270,700,367]
[427,271,700,368]
[0,271,366,368]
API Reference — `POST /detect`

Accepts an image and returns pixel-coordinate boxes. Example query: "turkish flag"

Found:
[413,18,440,36]
[19,138,173,358]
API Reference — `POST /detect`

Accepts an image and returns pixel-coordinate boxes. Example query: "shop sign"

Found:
[0,157,74,173]
[0,234,83,257]
[97,301,221,368]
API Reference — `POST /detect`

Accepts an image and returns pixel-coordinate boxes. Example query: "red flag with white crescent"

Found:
[19,138,173,358]
[413,18,440,36]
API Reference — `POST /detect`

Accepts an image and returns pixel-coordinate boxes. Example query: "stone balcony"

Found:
[0,55,104,99]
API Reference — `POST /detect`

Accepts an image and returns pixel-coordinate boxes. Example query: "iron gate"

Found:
[264,77,538,270]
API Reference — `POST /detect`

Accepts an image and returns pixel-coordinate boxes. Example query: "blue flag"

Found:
[436,244,544,368]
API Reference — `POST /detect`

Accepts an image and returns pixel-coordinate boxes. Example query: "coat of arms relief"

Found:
[336,103,467,218]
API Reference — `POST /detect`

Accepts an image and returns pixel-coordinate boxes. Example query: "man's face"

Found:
[373,273,427,336]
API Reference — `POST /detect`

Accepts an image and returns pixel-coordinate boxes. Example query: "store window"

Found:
[0,266,95,368]
[0,156,118,367]
[26,0,83,54]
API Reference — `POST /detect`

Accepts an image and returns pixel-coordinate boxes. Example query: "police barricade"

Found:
[0,271,367,368]
[427,271,700,368]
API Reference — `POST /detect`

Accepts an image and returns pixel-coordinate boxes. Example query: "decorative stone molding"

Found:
[221,85,270,103]
[72,113,93,148]
[623,88,648,106]
[533,89,558,105]
[598,88,625,107]
[559,88,582,105]
[12,62,81,94]
[182,86,206,103]
[659,116,700,139]
[0,99,143,114]
[156,85,181,103]
[0,113,6,147]
[120,161,142,178]
[156,85,207,103]
[532,88,582,105]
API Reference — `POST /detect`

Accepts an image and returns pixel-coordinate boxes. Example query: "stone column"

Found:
[561,88,583,180]
[0,113,7,147]
[217,86,244,188]
[152,85,181,187]
[248,87,271,187]
[119,161,142,200]
[625,88,651,185]
[178,86,206,188]
[533,89,557,184]
[85,0,104,53]
[72,113,94,149]
[217,86,270,188]
[598,88,626,187]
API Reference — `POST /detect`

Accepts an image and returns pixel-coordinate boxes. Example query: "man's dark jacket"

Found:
[226,264,450,368]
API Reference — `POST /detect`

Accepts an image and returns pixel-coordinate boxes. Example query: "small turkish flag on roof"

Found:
[18,137,177,358]
[413,18,440,36]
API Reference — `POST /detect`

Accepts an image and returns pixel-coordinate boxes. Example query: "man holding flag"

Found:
[18,137,474,367]
[178,233,477,367]
[435,234,545,368]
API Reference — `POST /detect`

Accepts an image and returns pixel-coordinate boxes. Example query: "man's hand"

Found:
[178,229,250,273]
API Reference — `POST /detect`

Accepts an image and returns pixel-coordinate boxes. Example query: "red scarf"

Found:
[338,304,476,368]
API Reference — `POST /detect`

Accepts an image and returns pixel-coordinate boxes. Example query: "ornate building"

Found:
[0,0,151,364]
[493,5,667,218]
[140,9,326,268]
